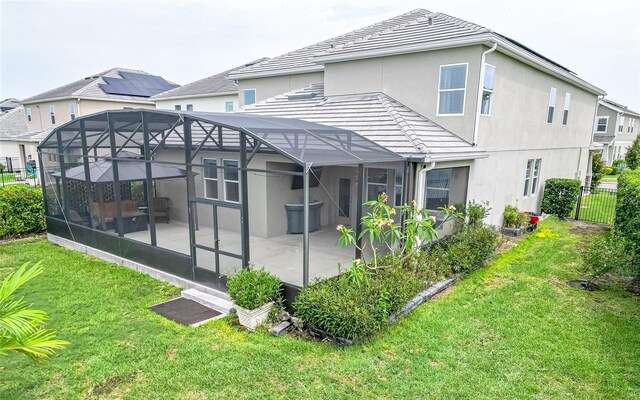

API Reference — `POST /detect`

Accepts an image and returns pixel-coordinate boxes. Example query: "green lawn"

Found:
[601,175,619,183]
[576,190,617,224]
[1,218,639,399]
[0,172,17,184]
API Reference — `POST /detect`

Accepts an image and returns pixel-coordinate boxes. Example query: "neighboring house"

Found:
[593,99,640,165]
[0,102,36,173]
[232,9,606,226]
[21,68,178,135]
[151,58,268,112]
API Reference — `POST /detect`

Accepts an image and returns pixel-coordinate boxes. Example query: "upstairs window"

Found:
[629,118,635,133]
[49,105,56,125]
[366,168,387,201]
[243,89,256,106]
[438,63,467,115]
[480,64,495,116]
[69,103,76,120]
[547,87,557,123]
[225,101,234,112]
[595,116,608,132]
[562,93,571,125]
[174,105,181,111]
[186,104,193,111]
[203,158,218,199]
[619,116,625,133]
[26,108,32,122]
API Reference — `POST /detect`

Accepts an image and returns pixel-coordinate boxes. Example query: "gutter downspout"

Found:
[415,161,436,209]
[77,98,82,117]
[472,42,498,146]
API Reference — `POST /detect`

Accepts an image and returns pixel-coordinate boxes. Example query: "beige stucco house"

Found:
[151,59,267,112]
[593,99,639,165]
[230,9,606,226]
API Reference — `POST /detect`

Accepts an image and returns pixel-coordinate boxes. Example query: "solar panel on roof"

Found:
[99,71,178,97]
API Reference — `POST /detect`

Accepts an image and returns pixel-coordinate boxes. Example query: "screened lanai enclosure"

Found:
[38,109,407,300]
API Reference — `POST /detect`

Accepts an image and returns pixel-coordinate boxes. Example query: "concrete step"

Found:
[181,288,234,314]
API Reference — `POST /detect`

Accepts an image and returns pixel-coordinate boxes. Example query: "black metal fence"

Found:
[574,186,617,225]
[0,169,40,187]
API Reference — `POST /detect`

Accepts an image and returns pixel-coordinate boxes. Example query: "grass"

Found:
[576,190,617,224]
[601,175,619,183]
[1,218,639,399]
[0,172,17,184]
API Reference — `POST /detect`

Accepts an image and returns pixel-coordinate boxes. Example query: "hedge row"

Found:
[540,178,581,218]
[615,169,640,266]
[0,184,46,239]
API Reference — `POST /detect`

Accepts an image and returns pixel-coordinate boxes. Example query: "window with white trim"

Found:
[203,158,218,199]
[480,64,495,116]
[69,103,76,120]
[394,169,403,206]
[174,105,181,111]
[547,87,557,123]
[26,108,32,122]
[524,159,542,196]
[186,104,193,111]
[438,63,467,115]
[562,93,570,125]
[223,159,239,202]
[595,116,608,132]
[243,89,256,106]
[366,168,387,201]
[629,118,635,133]
[49,105,56,125]
[225,101,233,112]
[619,116,625,133]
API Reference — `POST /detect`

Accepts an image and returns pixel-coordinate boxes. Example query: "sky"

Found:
[1,0,639,109]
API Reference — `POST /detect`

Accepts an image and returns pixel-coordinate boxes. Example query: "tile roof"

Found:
[151,58,268,100]
[599,99,640,118]
[228,9,428,78]
[241,83,486,161]
[21,68,175,104]
[0,106,28,140]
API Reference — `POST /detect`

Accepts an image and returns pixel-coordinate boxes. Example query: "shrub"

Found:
[0,185,46,239]
[581,234,633,285]
[612,159,626,174]
[591,153,606,189]
[540,178,581,218]
[294,266,423,341]
[226,266,282,310]
[503,205,528,228]
[465,200,491,226]
[433,225,500,274]
[614,169,640,277]
[603,166,614,175]
[625,134,640,170]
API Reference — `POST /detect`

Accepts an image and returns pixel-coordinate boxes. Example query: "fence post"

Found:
[574,186,584,220]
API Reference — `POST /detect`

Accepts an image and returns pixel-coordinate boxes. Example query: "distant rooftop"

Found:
[21,68,178,104]
[0,98,21,112]
[151,58,268,100]
[599,98,640,117]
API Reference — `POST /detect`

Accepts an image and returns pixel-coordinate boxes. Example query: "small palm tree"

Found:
[0,261,68,361]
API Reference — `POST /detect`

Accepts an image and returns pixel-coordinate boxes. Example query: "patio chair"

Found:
[151,197,171,223]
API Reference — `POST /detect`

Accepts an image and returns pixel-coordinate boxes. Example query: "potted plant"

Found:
[502,205,529,236]
[227,266,282,330]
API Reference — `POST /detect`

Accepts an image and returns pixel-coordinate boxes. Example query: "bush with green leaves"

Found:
[226,266,282,310]
[625,134,640,170]
[502,205,529,228]
[591,153,606,189]
[0,261,68,361]
[614,169,640,277]
[294,265,424,341]
[612,159,626,174]
[465,200,491,226]
[0,185,46,239]
[540,178,581,218]
[581,234,633,285]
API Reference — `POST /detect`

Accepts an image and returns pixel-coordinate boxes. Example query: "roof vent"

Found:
[287,92,317,100]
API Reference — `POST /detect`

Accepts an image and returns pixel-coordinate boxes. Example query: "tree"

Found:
[591,153,606,189]
[625,134,640,170]
[0,261,68,361]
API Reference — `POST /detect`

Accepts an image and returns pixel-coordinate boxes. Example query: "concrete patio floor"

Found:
[124,221,354,286]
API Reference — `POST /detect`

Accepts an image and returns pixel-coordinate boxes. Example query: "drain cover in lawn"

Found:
[149,298,221,326]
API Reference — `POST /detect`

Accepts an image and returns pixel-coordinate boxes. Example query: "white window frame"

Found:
[595,116,609,133]
[436,63,468,117]
[174,105,181,111]
[547,87,557,124]
[49,105,56,125]
[243,89,256,106]
[524,159,533,196]
[225,101,234,112]
[480,63,495,116]
[531,159,542,195]
[222,159,240,203]
[619,116,625,133]
[629,118,635,133]
[562,93,570,126]
[186,104,193,111]
[202,158,218,200]
[26,108,32,122]
[366,168,388,201]
[69,103,76,120]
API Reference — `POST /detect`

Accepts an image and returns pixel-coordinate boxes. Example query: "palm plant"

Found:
[0,261,68,361]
